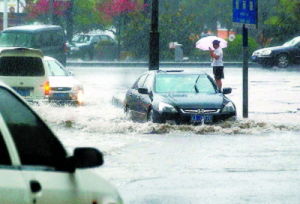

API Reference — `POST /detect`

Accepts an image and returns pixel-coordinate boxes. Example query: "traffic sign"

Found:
[232,0,257,28]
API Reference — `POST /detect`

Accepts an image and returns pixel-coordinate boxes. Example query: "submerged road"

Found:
[33,65,300,204]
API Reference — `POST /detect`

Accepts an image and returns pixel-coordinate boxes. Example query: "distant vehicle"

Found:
[0,81,123,204]
[124,70,236,124]
[0,24,67,65]
[67,33,117,60]
[0,47,84,104]
[251,36,300,68]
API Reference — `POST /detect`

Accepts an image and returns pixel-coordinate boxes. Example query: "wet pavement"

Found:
[32,65,300,204]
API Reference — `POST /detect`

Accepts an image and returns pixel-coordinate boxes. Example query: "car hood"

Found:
[157,93,224,109]
[49,76,82,88]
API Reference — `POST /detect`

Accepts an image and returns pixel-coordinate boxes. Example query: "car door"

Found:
[0,115,31,204]
[0,87,81,204]
[294,42,300,63]
[138,73,154,119]
[126,73,148,118]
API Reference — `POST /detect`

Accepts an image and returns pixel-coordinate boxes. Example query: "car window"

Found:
[47,59,68,76]
[144,73,154,90]
[0,32,33,47]
[50,30,64,46]
[195,75,217,93]
[132,74,148,89]
[0,57,44,76]
[0,87,67,170]
[73,35,90,43]
[155,74,216,94]
[0,127,11,165]
[91,36,100,43]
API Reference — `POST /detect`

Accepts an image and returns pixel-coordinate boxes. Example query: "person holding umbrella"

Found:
[209,40,224,90]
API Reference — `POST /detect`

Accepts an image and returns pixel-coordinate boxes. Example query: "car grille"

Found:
[180,108,220,114]
[51,87,72,91]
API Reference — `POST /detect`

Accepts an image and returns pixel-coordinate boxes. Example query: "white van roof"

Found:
[0,47,43,58]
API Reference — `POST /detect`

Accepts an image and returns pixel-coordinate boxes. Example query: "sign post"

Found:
[232,0,258,118]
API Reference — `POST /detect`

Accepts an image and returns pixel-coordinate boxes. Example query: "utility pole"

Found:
[3,0,8,29]
[49,0,54,24]
[149,0,159,70]
[65,0,74,42]
[232,0,258,118]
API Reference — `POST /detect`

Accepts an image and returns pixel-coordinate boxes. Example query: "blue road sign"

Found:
[233,0,257,25]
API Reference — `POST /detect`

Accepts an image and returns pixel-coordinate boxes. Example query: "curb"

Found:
[66,61,258,68]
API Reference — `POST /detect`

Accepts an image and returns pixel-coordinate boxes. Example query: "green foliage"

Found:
[72,0,109,33]
[258,0,300,45]
[225,35,259,61]
[121,12,150,60]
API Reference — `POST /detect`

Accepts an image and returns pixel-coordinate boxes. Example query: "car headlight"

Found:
[252,51,259,56]
[260,49,272,56]
[222,102,235,113]
[158,102,177,113]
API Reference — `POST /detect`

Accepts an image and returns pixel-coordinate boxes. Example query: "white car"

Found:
[0,81,123,204]
[0,47,84,104]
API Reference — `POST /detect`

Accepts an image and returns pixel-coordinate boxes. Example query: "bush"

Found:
[225,34,259,61]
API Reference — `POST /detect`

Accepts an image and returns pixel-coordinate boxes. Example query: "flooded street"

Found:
[32,66,300,204]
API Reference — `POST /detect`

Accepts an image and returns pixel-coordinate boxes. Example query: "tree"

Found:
[97,0,145,60]
[25,0,108,40]
[254,0,300,47]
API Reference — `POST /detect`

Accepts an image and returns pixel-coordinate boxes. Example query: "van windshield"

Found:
[0,57,44,76]
[0,32,33,47]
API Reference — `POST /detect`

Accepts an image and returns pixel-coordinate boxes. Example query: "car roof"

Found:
[0,47,43,58]
[151,70,208,75]
[2,24,62,32]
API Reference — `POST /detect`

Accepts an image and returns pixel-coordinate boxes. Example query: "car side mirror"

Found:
[222,88,232,94]
[138,88,149,94]
[73,147,104,169]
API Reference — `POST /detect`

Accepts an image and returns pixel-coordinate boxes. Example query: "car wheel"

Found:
[124,105,130,119]
[148,109,165,123]
[277,54,289,68]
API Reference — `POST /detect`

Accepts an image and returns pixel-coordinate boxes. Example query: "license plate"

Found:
[13,87,31,96]
[191,114,212,123]
[52,93,70,99]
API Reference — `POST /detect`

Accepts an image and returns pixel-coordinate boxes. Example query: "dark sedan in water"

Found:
[124,70,236,124]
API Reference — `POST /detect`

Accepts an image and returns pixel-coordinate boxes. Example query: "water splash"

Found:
[32,102,300,135]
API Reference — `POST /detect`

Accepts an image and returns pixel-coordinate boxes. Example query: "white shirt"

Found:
[211,47,223,66]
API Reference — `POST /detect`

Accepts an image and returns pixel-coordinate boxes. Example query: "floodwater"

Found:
[32,66,300,204]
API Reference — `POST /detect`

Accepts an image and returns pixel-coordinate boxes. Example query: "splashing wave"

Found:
[32,103,300,135]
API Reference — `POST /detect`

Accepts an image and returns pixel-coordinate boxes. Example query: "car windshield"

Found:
[155,74,216,94]
[283,37,300,46]
[72,35,91,43]
[0,32,33,47]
